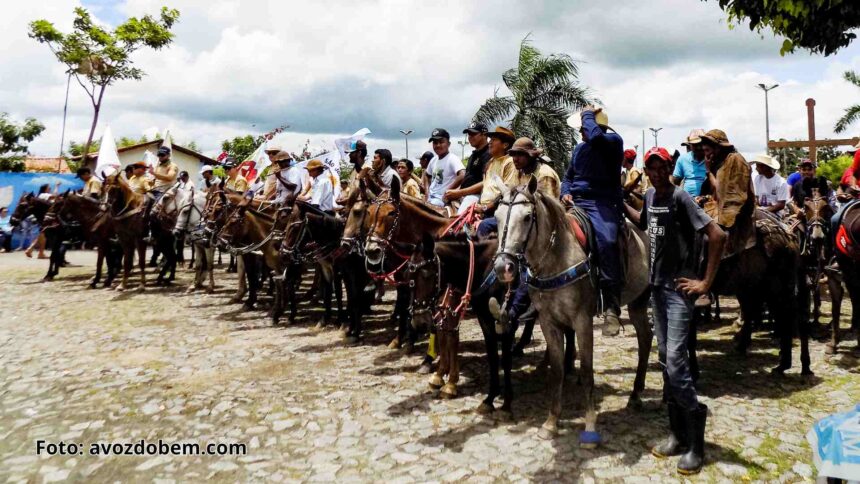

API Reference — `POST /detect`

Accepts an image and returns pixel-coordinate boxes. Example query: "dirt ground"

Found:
[1,249,858,483]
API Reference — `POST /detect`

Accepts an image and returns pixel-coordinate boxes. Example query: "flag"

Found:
[94,125,120,179]
[334,128,371,161]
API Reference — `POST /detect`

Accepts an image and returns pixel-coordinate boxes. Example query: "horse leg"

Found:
[538,320,565,440]
[137,241,147,290]
[476,317,500,414]
[244,255,259,310]
[734,293,756,355]
[231,255,246,304]
[827,271,843,354]
[335,268,345,329]
[271,272,284,325]
[499,328,515,416]
[577,314,599,449]
[117,247,132,291]
[563,328,576,378]
[91,247,104,289]
[627,291,652,409]
[429,331,447,390]
[440,329,460,399]
[206,247,216,293]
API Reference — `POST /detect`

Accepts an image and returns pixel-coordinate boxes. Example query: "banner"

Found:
[94,125,121,179]
[334,128,371,161]
[0,172,83,214]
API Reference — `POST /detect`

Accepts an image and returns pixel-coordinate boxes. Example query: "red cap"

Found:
[644,147,672,166]
[623,149,637,161]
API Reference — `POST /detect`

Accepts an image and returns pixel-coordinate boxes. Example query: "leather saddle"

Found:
[836,202,860,259]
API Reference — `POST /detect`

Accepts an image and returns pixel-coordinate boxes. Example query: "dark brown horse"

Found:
[790,192,836,327]
[52,192,122,288]
[10,192,66,281]
[104,174,148,291]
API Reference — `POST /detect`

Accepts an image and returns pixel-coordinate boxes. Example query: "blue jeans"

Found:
[477,216,497,239]
[651,285,699,411]
[574,198,622,298]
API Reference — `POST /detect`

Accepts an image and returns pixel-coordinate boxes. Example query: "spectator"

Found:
[423,128,465,208]
[751,154,788,216]
[671,129,707,196]
[396,159,422,197]
[0,207,12,252]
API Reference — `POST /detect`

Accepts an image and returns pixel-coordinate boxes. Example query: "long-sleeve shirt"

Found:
[561,111,624,201]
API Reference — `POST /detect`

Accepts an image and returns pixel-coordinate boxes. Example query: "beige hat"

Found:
[752,154,780,171]
[305,159,324,171]
[699,129,734,148]
[264,143,283,153]
[566,109,611,131]
[272,150,293,163]
[508,137,543,158]
[682,129,706,146]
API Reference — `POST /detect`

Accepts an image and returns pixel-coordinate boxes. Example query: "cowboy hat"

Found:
[699,129,734,147]
[130,161,148,169]
[305,159,325,171]
[264,143,283,153]
[682,129,706,146]
[508,137,543,158]
[200,165,214,174]
[486,126,516,145]
[751,154,780,171]
[566,109,611,131]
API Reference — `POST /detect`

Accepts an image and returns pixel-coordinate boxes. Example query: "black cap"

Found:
[347,140,367,154]
[157,146,171,156]
[420,151,434,161]
[222,156,237,169]
[463,121,488,134]
[428,128,450,142]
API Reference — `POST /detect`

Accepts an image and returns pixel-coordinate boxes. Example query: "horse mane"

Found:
[401,195,450,222]
[534,190,570,234]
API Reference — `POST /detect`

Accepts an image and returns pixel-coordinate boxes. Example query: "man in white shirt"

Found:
[422,128,465,207]
[300,159,334,212]
[371,148,397,188]
[198,165,221,192]
[751,154,788,216]
[271,152,309,205]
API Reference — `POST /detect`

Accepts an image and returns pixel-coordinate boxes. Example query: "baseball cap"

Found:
[346,140,367,154]
[428,128,450,142]
[420,151,434,161]
[157,146,171,156]
[644,147,672,166]
[463,122,488,134]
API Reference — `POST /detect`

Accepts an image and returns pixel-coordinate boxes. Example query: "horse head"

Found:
[364,176,401,266]
[9,192,34,226]
[804,189,834,242]
[493,176,539,283]
[406,232,441,331]
[216,202,247,248]
[340,177,375,251]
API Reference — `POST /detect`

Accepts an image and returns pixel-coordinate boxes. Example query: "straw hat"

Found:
[486,126,516,144]
[566,109,611,131]
[751,154,780,171]
[272,150,293,163]
[305,159,325,171]
[682,129,706,146]
[130,161,148,169]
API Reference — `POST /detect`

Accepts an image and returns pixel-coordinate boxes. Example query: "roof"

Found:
[24,157,71,173]
[71,139,218,165]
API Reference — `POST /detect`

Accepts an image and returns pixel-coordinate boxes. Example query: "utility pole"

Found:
[756,83,779,154]
[399,129,413,158]
[649,127,662,147]
[457,139,467,161]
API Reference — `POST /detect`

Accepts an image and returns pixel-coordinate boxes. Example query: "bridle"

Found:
[405,252,442,318]
[364,193,411,279]
[495,186,539,271]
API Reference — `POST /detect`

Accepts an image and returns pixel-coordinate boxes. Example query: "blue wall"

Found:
[0,172,83,214]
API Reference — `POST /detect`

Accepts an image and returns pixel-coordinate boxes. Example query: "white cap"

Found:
[200,165,214,174]
[264,143,283,153]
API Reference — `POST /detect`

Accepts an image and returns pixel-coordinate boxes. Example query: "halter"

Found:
[364,194,412,279]
[222,206,283,255]
[406,253,442,317]
[495,186,538,270]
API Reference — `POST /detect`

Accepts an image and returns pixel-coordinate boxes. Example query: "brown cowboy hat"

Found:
[699,129,734,148]
[305,159,325,171]
[486,126,516,144]
[272,150,293,163]
[130,161,148,169]
[508,137,543,158]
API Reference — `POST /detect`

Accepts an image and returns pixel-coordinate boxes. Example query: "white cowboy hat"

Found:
[200,165,214,174]
[566,109,611,131]
[752,154,780,171]
[264,143,283,153]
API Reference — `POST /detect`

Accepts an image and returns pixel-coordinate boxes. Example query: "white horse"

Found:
[492,176,651,445]
[163,186,211,293]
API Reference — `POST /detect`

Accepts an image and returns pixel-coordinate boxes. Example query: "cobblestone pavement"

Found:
[1,250,858,483]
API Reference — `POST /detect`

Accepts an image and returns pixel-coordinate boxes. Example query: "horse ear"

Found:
[390,176,401,202]
[527,174,539,195]
[421,232,435,260]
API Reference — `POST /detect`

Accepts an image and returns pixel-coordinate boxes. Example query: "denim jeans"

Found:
[651,285,699,410]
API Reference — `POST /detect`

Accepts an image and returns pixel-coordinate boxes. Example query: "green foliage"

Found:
[770,142,847,176]
[473,36,594,173]
[703,0,860,56]
[817,154,852,185]
[221,135,261,162]
[212,166,226,179]
[29,6,180,159]
[0,113,45,163]
[68,139,101,157]
[835,70,860,133]
[0,159,26,172]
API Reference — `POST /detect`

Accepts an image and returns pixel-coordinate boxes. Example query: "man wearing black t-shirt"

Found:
[444,122,490,214]
[624,147,726,476]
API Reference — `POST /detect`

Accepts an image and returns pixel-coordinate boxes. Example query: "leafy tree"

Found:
[0,113,45,168]
[834,71,860,133]
[221,135,262,162]
[817,154,853,185]
[769,142,807,175]
[473,36,594,173]
[703,0,860,56]
[29,6,180,165]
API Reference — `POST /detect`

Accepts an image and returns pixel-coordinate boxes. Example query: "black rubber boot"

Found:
[652,401,688,458]
[677,403,707,475]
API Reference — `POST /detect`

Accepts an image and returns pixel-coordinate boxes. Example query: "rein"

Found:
[365,195,412,280]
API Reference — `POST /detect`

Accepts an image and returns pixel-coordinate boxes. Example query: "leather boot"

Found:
[677,403,707,475]
[602,291,621,336]
[652,401,687,458]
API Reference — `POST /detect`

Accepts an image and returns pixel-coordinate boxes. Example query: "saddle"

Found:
[566,206,603,288]
[836,202,860,260]
[754,209,798,258]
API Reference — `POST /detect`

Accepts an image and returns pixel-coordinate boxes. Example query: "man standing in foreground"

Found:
[561,106,625,336]
[624,147,726,476]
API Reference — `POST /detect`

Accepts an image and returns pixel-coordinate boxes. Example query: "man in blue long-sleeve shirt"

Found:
[561,106,625,335]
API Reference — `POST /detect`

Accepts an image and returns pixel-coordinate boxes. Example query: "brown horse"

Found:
[790,192,836,327]
[104,173,148,291]
[192,185,245,296]
[53,192,122,288]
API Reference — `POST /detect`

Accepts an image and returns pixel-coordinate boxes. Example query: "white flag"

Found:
[94,125,120,179]
[334,128,371,161]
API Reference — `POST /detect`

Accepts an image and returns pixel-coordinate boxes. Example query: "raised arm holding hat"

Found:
[560,105,626,335]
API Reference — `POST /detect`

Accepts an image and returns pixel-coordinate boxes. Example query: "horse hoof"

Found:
[802,367,815,377]
[137,284,145,292]
[511,346,525,358]
[626,395,644,411]
[538,424,556,440]
[401,342,415,354]
[428,374,444,389]
[475,402,495,415]
[440,383,457,399]
[185,286,196,294]
[388,337,400,350]
[579,431,601,448]
[770,365,789,376]
[88,283,97,290]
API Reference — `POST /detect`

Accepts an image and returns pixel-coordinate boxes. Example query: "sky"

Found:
[2,0,860,166]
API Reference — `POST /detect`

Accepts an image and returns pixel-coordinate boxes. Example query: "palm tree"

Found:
[835,70,860,133]
[473,36,595,173]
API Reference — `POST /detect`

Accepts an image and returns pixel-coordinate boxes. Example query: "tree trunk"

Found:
[82,85,107,170]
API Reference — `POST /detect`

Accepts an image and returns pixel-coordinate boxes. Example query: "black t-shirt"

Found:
[637,187,712,288]
[462,144,490,189]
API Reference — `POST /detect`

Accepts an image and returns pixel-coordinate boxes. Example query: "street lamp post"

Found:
[649,127,662,147]
[457,139,467,161]
[399,129,413,158]
[756,83,779,154]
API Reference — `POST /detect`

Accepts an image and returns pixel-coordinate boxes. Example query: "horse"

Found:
[52,191,122,288]
[10,192,67,281]
[789,191,835,327]
[827,201,860,354]
[150,183,187,286]
[492,177,652,444]
[190,185,244,295]
[103,174,148,291]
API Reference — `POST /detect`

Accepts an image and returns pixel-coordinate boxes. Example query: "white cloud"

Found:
[3,0,860,169]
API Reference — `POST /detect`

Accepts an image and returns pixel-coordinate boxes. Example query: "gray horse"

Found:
[492,176,651,446]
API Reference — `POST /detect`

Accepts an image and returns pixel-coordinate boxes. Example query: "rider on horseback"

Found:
[561,106,625,336]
